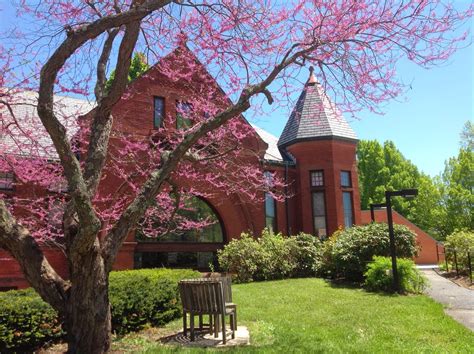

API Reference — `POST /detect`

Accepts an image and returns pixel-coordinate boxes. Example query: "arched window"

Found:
[136,196,224,243]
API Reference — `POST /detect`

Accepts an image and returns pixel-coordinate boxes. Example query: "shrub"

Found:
[0,288,63,352]
[109,268,200,335]
[256,229,297,280]
[217,232,266,283]
[444,230,474,273]
[0,268,200,351]
[364,256,427,294]
[218,230,323,282]
[288,233,323,277]
[323,223,418,281]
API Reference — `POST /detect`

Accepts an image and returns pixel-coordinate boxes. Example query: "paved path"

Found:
[422,269,474,331]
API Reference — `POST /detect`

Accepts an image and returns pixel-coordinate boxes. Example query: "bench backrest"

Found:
[179,279,225,314]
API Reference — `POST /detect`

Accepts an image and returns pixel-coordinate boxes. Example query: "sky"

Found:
[0,1,472,178]
[254,38,473,178]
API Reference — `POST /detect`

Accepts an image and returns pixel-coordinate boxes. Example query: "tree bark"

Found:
[65,240,111,354]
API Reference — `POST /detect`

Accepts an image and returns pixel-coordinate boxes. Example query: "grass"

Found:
[113,278,474,353]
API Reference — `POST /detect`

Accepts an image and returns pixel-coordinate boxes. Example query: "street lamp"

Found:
[369,203,387,222]
[385,189,418,292]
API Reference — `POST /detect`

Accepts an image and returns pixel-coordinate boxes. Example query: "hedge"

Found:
[0,268,200,351]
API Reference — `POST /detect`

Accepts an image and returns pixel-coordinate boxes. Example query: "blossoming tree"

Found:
[0,1,471,352]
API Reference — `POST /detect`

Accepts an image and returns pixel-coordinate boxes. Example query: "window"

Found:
[343,192,353,228]
[310,170,324,187]
[341,170,351,187]
[312,192,327,238]
[176,101,193,129]
[153,96,165,128]
[137,196,224,243]
[135,251,217,270]
[0,172,14,191]
[265,192,277,233]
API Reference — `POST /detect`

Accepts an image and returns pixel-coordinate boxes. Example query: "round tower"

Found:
[277,68,361,237]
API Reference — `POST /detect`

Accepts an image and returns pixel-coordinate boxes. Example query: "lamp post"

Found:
[385,189,418,292]
[369,203,387,222]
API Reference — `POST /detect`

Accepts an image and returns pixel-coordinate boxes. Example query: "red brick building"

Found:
[0,48,441,289]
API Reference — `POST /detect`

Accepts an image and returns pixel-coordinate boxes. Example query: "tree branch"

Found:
[102,42,319,270]
[0,200,68,313]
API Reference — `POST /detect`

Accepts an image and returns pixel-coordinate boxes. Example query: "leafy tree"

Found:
[105,52,149,92]
[357,139,444,238]
[0,1,471,352]
[440,148,474,235]
[460,120,474,151]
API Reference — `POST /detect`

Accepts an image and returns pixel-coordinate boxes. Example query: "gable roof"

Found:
[0,90,94,160]
[251,124,282,161]
[277,71,357,148]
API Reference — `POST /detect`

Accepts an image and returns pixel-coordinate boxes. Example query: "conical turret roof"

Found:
[278,68,357,149]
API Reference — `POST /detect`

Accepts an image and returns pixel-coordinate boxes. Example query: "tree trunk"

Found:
[65,245,111,354]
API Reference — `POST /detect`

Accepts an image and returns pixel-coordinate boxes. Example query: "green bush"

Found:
[109,268,200,335]
[444,230,474,273]
[289,233,323,277]
[0,268,200,351]
[218,230,323,282]
[364,256,427,294]
[0,288,63,352]
[217,232,265,283]
[323,223,418,281]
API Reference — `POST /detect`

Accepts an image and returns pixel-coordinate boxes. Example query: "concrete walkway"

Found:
[422,269,474,331]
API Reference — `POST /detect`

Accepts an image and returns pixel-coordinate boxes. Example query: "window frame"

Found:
[342,191,354,228]
[176,100,193,129]
[153,96,165,129]
[136,196,226,244]
[264,191,277,234]
[310,170,325,188]
[311,190,328,238]
[0,171,15,191]
[340,170,352,188]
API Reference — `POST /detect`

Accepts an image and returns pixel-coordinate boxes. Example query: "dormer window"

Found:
[176,101,193,129]
[153,96,165,128]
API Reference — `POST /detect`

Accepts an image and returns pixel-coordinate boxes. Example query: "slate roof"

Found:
[0,90,94,160]
[277,73,357,148]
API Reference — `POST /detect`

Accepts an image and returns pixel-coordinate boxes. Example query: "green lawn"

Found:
[114,278,474,353]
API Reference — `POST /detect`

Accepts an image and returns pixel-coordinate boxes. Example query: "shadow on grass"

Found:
[323,278,399,297]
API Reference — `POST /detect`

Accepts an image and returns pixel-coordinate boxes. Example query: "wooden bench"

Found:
[179,277,237,343]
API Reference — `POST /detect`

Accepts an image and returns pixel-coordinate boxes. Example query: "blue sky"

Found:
[1,1,472,177]
[255,39,473,178]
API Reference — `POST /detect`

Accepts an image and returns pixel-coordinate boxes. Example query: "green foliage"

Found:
[444,230,474,273]
[440,149,474,236]
[217,230,323,283]
[357,134,474,241]
[0,288,63,352]
[0,268,199,351]
[364,256,427,294]
[288,233,323,277]
[322,223,418,281]
[217,232,265,283]
[109,268,199,335]
[105,52,149,92]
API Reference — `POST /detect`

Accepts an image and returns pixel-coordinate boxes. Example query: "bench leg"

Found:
[221,313,226,344]
[183,312,187,336]
[190,314,195,342]
[199,314,203,330]
[230,313,235,339]
[214,314,219,338]
[209,314,213,334]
